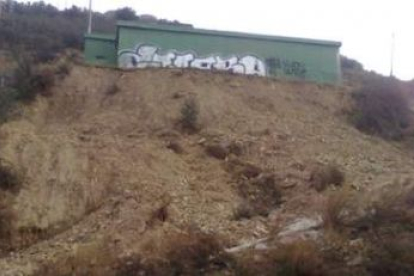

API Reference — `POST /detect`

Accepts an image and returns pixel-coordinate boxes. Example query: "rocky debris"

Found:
[346,255,364,266]
[277,216,323,243]
[225,238,269,253]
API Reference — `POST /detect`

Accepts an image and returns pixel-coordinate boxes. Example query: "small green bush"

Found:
[180,97,199,133]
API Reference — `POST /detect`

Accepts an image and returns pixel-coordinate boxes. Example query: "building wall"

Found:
[84,36,117,67]
[116,24,341,83]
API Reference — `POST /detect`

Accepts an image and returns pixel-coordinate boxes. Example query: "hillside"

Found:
[0,65,414,275]
[0,1,190,63]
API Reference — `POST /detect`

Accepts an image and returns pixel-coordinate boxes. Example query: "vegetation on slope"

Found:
[0,64,411,275]
[0,2,413,275]
[0,0,190,62]
[349,77,414,140]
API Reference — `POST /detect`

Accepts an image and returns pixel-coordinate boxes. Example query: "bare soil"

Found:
[0,66,413,275]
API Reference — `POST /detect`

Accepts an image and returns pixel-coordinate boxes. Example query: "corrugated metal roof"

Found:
[117,20,341,47]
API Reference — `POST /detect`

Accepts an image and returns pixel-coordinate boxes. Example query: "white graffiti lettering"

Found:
[213,56,238,71]
[118,44,267,76]
[191,56,217,70]
[174,53,195,68]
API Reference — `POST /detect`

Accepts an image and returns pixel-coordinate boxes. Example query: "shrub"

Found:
[367,235,414,276]
[180,97,199,133]
[11,53,55,102]
[55,62,71,76]
[233,202,255,220]
[236,241,326,276]
[274,241,327,276]
[165,230,232,275]
[115,230,234,276]
[105,83,120,96]
[0,160,21,193]
[310,163,345,192]
[349,77,413,140]
[0,194,14,252]
[205,142,229,160]
[224,157,262,179]
[0,53,57,124]
[338,183,414,275]
[204,140,244,160]
[166,140,184,154]
[0,88,19,123]
[322,191,349,232]
[238,173,282,217]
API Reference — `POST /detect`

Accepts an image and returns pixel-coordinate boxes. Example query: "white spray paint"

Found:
[174,53,195,68]
[213,56,239,71]
[191,56,217,70]
[118,44,267,76]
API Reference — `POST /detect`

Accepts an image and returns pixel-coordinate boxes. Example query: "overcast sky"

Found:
[17,0,414,80]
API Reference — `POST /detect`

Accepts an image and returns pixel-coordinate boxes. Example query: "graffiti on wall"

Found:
[118,44,267,76]
[265,57,307,79]
[118,44,307,79]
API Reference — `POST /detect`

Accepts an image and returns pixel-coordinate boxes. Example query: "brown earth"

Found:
[0,65,413,275]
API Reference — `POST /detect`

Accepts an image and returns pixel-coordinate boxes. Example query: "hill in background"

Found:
[0,1,190,62]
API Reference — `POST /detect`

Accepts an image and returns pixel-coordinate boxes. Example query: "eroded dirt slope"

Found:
[0,66,413,275]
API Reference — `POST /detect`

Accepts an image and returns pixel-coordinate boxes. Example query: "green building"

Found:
[84,21,342,83]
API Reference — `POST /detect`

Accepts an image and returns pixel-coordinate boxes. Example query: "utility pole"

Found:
[390,32,395,77]
[87,0,92,34]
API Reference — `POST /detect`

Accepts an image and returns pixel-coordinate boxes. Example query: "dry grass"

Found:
[236,240,326,276]
[0,161,21,254]
[273,241,327,276]
[366,235,414,276]
[2,65,414,274]
[0,193,15,253]
[115,229,234,276]
[37,238,116,276]
[322,190,350,232]
[321,182,414,275]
